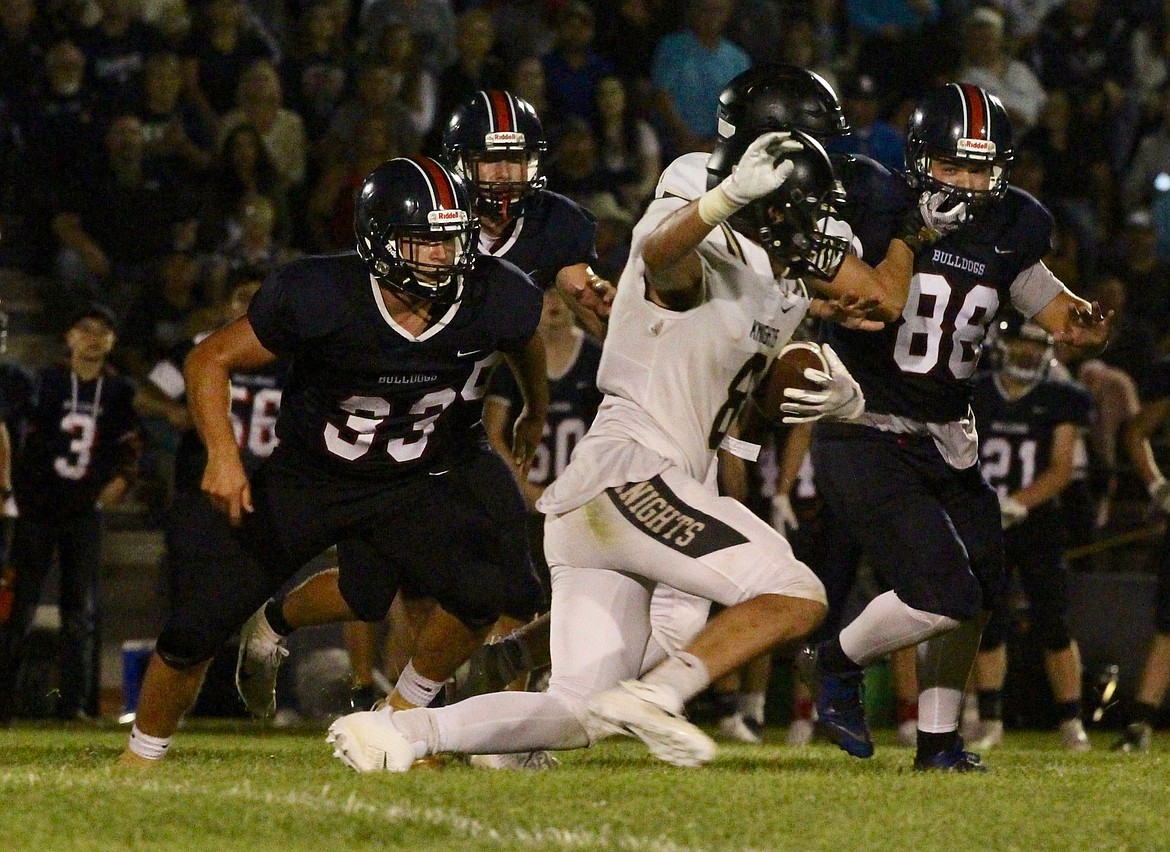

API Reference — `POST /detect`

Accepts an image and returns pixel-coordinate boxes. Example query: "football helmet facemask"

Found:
[708,128,848,279]
[354,157,479,303]
[906,83,1013,213]
[988,312,1054,387]
[441,90,547,221]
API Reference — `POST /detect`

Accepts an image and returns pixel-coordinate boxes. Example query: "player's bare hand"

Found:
[571,270,614,320]
[511,408,544,473]
[201,452,253,526]
[1058,300,1113,351]
[810,294,885,331]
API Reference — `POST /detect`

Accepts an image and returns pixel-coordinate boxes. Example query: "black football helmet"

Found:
[441,90,547,220]
[987,311,1054,387]
[707,129,848,279]
[354,156,479,303]
[906,83,1014,208]
[712,64,850,152]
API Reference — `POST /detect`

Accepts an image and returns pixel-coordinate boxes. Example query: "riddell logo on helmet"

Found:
[485,131,525,147]
[957,137,996,156]
[428,209,468,224]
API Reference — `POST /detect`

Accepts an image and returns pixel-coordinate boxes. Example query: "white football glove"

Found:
[918,190,968,236]
[770,493,798,537]
[779,344,865,424]
[1149,477,1170,514]
[998,493,1029,529]
[720,131,805,206]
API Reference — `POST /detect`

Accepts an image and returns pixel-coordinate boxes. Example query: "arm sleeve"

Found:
[1010,261,1067,320]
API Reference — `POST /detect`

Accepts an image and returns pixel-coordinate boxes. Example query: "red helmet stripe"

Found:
[488,90,514,133]
[413,156,456,209]
[960,83,987,140]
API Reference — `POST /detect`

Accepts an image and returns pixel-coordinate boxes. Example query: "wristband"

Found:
[697,185,741,226]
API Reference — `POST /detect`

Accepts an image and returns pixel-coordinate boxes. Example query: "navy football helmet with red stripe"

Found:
[441,90,547,220]
[906,83,1013,207]
[354,157,479,302]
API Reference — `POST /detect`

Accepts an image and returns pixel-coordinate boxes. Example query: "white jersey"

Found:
[538,153,811,515]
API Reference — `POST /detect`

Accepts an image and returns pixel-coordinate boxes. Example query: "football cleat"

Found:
[718,712,763,744]
[1112,722,1152,754]
[968,719,1003,751]
[795,644,874,758]
[468,751,560,770]
[1059,718,1091,752]
[327,711,415,772]
[235,605,289,720]
[913,736,987,772]
[448,634,533,703]
[587,680,716,768]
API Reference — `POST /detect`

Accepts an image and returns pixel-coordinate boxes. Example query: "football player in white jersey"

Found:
[324,99,949,769]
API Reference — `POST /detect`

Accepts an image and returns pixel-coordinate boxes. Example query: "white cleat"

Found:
[327,711,415,773]
[718,712,762,744]
[469,751,560,770]
[1060,718,1091,753]
[968,719,1004,751]
[896,719,918,748]
[786,718,815,746]
[587,680,716,768]
[235,605,288,719]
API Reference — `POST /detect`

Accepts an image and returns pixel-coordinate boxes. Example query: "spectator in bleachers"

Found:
[359,0,456,74]
[375,22,437,143]
[321,58,417,163]
[205,194,296,300]
[52,113,198,316]
[507,55,550,129]
[181,0,276,128]
[776,16,838,93]
[827,70,905,172]
[119,248,204,376]
[1122,85,1170,214]
[489,0,555,66]
[542,1,613,124]
[308,113,395,251]
[13,39,100,275]
[0,0,50,113]
[432,7,506,151]
[998,0,1063,47]
[218,59,306,187]
[198,122,289,251]
[595,0,677,83]
[651,0,750,156]
[1111,210,1170,348]
[1086,273,1160,389]
[138,51,216,179]
[958,5,1047,131]
[76,0,164,112]
[592,74,660,214]
[280,0,352,142]
[723,0,790,66]
[847,0,940,102]
[543,115,609,202]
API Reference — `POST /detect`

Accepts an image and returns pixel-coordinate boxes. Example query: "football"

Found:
[751,341,829,425]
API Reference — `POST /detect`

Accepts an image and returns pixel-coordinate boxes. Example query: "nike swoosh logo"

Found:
[457,349,482,358]
[428,469,449,476]
[993,246,1014,255]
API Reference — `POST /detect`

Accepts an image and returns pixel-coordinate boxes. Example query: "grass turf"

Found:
[2,722,1168,851]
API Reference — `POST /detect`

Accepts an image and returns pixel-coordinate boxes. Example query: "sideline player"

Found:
[324,83,942,769]
[118,157,548,765]
[800,83,1112,771]
[967,314,1093,752]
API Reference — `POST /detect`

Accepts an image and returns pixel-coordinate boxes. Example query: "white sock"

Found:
[390,708,440,759]
[393,660,445,709]
[839,591,957,666]
[916,615,987,734]
[917,687,962,733]
[739,691,766,723]
[128,724,171,761]
[640,651,711,713]
[432,690,590,753]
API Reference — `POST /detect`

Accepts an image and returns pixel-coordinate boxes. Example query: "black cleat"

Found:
[795,644,874,758]
[913,736,987,772]
[1112,722,1152,753]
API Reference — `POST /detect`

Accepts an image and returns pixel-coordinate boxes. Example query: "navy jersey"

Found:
[487,332,603,488]
[0,360,36,443]
[827,178,1055,422]
[148,335,287,491]
[14,365,140,519]
[831,153,906,263]
[248,251,542,481]
[972,372,1092,501]
[479,190,598,290]
[1140,356,1170,401]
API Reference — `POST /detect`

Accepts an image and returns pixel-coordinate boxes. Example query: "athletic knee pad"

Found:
[154,627,218,670]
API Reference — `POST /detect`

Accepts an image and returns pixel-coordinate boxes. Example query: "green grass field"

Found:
[3,722,1169,851]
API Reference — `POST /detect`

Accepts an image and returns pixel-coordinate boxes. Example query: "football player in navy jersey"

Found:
[1114,356,1170,752]
[0,303,141,721]
[441,90,613,339]
[798,83,1113,771]
[966,314,1094,752]
[119,157,549,765]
